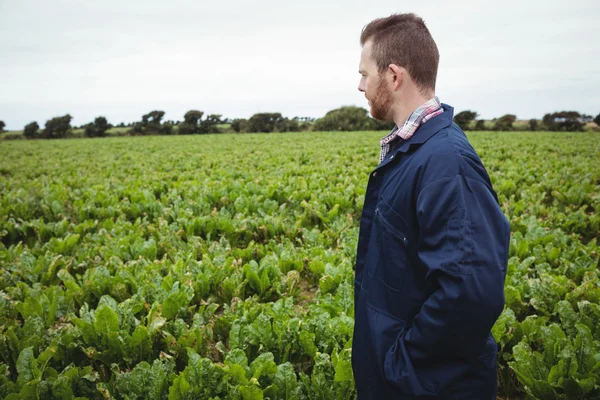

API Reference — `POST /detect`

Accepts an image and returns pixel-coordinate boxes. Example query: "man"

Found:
[352,13,510,399]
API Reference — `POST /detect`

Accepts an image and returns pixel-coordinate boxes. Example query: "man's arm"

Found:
[384,174,509,394]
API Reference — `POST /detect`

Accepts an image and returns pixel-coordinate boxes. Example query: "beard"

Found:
[369,76,393,121]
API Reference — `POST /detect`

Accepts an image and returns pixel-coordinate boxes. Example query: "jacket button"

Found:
[372,172,377,177]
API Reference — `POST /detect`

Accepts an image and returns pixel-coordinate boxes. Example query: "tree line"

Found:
[1,108,599,139]
[2,111,319,140]
[453,110,599,132]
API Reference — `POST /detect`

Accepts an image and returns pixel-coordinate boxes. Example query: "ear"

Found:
[388,64,404,91]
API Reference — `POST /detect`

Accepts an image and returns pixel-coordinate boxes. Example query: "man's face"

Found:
[358,40,393,121]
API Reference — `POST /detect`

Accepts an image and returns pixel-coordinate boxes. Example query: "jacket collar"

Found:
[375,103,454,170]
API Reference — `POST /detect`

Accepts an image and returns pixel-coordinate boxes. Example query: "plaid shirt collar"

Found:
[379,96,443,162]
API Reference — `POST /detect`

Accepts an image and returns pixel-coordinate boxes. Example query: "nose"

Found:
[358,81,365,93]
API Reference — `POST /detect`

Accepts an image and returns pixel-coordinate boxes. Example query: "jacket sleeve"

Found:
[384,173,509,394]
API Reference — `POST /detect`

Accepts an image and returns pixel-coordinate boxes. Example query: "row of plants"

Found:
[0,131,598,399]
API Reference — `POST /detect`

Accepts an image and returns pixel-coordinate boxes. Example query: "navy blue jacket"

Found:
[352,104,510,399]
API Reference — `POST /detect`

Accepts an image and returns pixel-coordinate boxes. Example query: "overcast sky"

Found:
[1,0,599,130]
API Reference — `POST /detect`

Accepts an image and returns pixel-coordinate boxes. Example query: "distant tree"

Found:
[179,110,222,134]
[271,117,301,132]
[529,119,538,131]
[129,123,143,135]
[247,113,286,133]
[298,122,311,132]
[231,118,248,133]
[313,106,373,131]
[162,121,174,135]
[43,114,72,139]
[453,110,478,131]
[290,117,313,132]
[296,116,316,123]
[542,111,585,132]
[129,110,167,135]
[24,122,40,139]
[97,117,112,135]
[474,120,486,130]
[493,114,517,131]
[0,120,5,132]
[179,110,203,134]
[594,113,600,126]
[283,118,300,132]
[204,114,223,133]
[84,124,95,137]
[146,110,165,133]
[84,116,111,137]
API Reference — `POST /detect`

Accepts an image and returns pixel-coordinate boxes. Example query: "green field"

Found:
[1,131,599,399]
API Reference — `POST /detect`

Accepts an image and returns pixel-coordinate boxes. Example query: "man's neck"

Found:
[393,93,435,128]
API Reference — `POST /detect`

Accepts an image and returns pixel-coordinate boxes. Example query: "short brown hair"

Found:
[360,13,439,93]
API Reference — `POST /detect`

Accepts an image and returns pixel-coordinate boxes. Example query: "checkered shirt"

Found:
[379,96,443,162]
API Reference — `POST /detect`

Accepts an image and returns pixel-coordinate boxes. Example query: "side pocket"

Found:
[365,303,410,398]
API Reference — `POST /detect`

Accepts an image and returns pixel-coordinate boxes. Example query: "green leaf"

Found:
[250,352,277,380]
[15,295,43,321]
[504,285,523,315]
[509,342,556,399]
[115,359,171,400]
[310,353,335,399]
[73,317,97,345]
[16,347,40,387]
[141,238,158,260]
[520,315,549,341]
[51,374,74,400]
[225,348,249,368]
[131,325,152,362]
[244,264,263,294]
[162,297,178,320]
[239,384,263,400]
[319,275,337,294]
[299,331,318,358]
[228,364,249,385]
[333,348,353,382]
[492,307,517,344]
[555,300,579,337]
[94,303,120,337]
[37,340,58,376]
[575,376,596,394]
[247,313,273,349]
[226,317,241,348]
[162,282,194,319]
[274,362,299,400]
[574,323,596,374]
[0,363,16,398]
[509,342,538,387]
[179,374,191,395]
[548,359,568,387]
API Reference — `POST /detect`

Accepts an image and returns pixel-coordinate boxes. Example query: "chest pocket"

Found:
[368,196,409,293]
